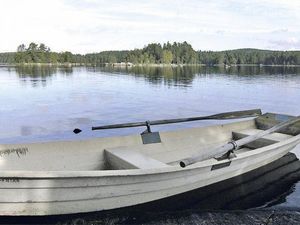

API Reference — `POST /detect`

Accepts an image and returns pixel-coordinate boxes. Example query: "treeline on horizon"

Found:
[0,41,299,65]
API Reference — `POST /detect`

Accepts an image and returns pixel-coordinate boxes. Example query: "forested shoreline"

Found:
[0,41,299,66]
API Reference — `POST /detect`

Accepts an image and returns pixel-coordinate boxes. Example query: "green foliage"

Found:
[0,52,15,63]
[87,42,300,66]
[86,41,198,65]
[198,49,300,65]
[6,42,86,64]
[162,50,173,64]
[0,42,299,65]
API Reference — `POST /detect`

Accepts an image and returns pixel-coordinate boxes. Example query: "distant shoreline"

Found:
[1,42,299,66]
[1,63,300,68]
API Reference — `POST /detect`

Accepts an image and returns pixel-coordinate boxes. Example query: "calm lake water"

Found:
[1,65,300,143]
[0,65,300,223]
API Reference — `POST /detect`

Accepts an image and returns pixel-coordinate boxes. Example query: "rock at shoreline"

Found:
[44,210,300,225]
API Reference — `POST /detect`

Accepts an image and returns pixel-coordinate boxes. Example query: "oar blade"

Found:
[210,109,262,120]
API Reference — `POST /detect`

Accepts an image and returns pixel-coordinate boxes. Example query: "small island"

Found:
[0,41,299,66]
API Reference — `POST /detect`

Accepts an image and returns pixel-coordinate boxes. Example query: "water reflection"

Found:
[97,65,300,77]
[15,66,73,87]
[11,65,300,88]
[212,65,300,76]
[16,66,58,77]
[93,65,300,87]
[88,66,197,87]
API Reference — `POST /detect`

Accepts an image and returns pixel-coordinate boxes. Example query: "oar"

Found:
[179,115,300,168]
[73,109,262,134]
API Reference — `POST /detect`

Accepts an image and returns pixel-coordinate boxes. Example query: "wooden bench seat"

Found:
[105,147,170,170]
[232,128,293,149]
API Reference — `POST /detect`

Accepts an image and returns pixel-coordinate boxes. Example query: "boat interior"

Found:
[0,113,299,171]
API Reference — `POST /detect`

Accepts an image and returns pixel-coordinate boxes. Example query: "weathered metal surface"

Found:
[211,161,231,170]
[255,113,300,135]
[141,132,161,144]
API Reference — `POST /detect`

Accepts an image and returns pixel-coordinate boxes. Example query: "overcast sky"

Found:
[0,0,299,53]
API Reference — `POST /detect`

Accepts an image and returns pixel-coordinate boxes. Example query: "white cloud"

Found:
[269,37,300,50]
[0,0,299,53]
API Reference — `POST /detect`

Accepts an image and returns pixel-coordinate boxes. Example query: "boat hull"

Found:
[0,137,299,216]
